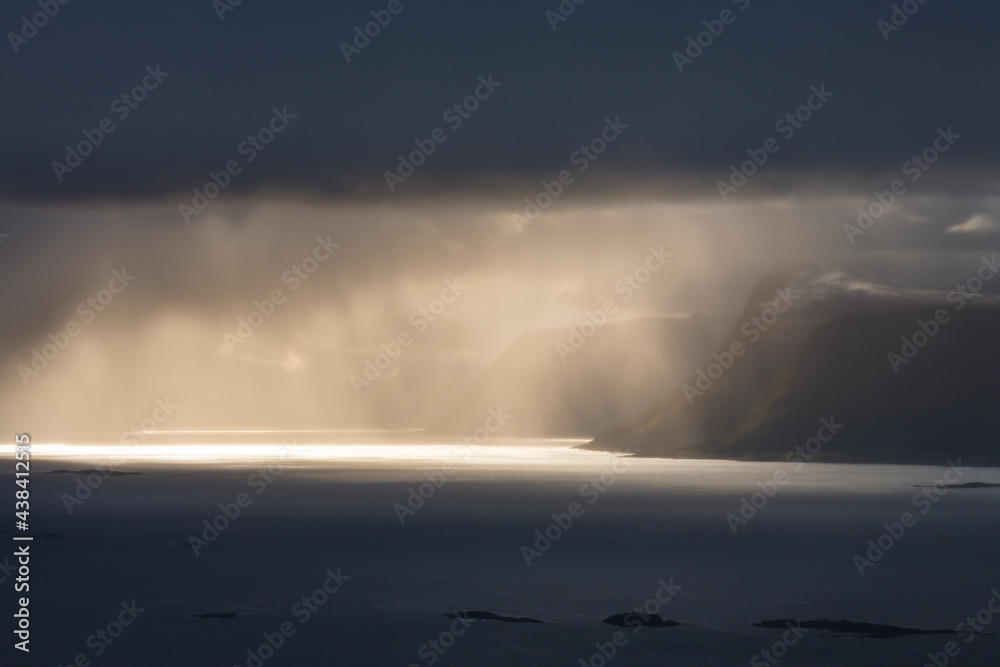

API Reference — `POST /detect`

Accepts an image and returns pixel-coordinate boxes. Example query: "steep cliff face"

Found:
[586,264,1000,465]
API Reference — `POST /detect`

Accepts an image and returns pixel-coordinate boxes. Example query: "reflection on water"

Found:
[33,438,608,468]
[21,436,1000,491]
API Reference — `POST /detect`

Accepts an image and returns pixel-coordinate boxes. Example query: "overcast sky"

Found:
[1,0,998,200]
[2,0,999,433]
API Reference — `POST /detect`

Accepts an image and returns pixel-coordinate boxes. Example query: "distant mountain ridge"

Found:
[585,262,1000,465]
[432,315,729,437]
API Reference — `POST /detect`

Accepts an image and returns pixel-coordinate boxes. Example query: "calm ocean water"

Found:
[8,437,1000,666]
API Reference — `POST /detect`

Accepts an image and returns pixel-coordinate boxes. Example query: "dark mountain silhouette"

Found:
[586,263,1000,465]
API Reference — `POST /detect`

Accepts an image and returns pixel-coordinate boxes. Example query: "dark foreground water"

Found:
[4,438,1000,666]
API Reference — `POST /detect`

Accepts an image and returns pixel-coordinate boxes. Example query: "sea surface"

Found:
[4,434,1000,666]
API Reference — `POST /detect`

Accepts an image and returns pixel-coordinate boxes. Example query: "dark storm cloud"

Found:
[2,0,999,203]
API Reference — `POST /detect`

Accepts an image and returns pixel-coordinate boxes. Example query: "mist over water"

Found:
[6,2,1000,665]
